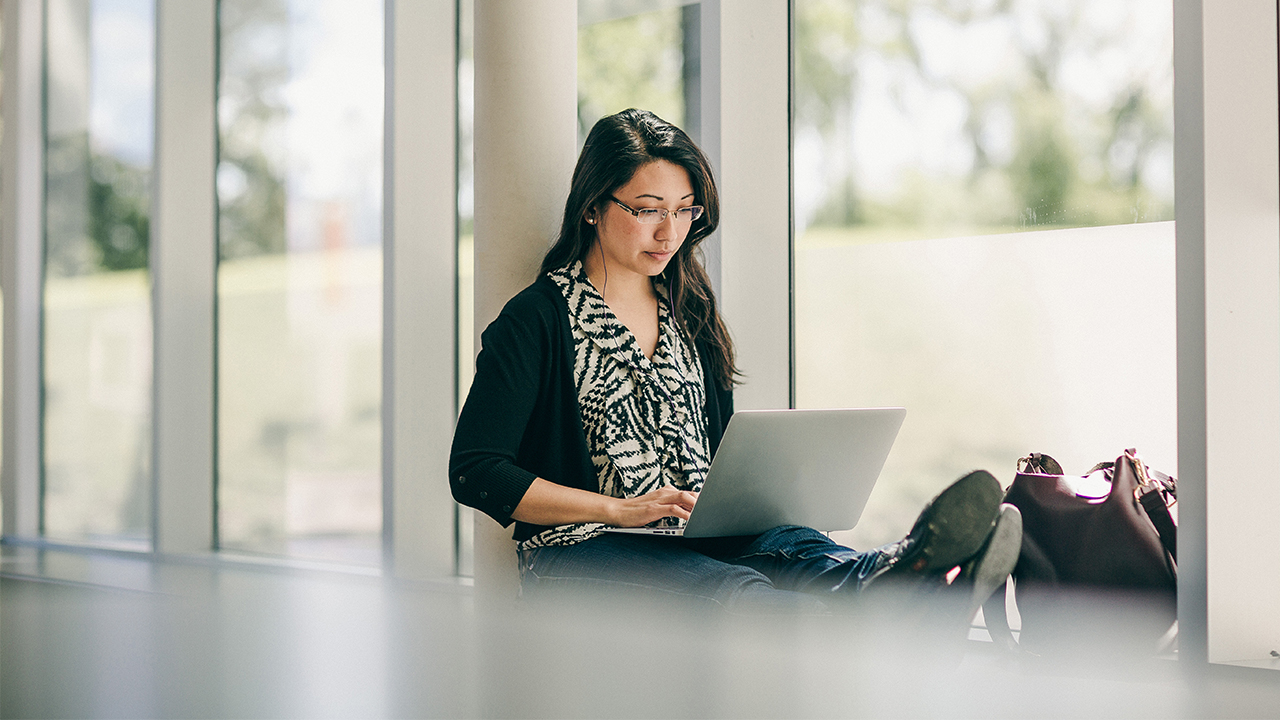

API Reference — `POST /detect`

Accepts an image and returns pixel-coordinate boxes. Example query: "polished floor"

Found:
[3,544,1279,719]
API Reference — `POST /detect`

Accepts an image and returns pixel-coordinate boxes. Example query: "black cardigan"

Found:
[449,274,734,543]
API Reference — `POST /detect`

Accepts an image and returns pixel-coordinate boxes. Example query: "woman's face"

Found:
[590,159,696,282]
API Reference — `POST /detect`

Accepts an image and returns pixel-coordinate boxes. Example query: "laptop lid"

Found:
[680,407,906,538]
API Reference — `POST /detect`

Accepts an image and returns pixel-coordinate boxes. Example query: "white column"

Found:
[383,0,458,579]
[1173,0,1208,669]
[1175,0,1280,667]
[694,0,721,295]
[152,0,217,553]
[700,0,792,411]
[1,0,46,539]
[472,0,578,603]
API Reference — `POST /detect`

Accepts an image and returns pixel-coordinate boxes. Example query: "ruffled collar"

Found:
[549,261,675,376]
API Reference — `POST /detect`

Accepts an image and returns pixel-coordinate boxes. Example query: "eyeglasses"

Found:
[610,197,704,225]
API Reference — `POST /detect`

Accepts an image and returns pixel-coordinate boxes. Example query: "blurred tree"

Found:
[578,7,684,141]
[218,0,289,260]
[44,134,152,276]
[797,0,1173,235]
[796,0,861,136]
[1011,93,1075,226]
[89,152,150,271]
[45,133,98,277]
[797,0,863,226]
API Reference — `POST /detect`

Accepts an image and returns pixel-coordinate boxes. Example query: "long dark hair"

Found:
[541,109,739,389]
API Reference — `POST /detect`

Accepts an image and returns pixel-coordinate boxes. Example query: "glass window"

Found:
[42,0,155,547]
[449,1,693,576]
[794,0,1173,242]
[216,0,384,564]
[456,0,475,577]
[793,0,1176,550]
[578,2,689,140]
[0,8,4,526]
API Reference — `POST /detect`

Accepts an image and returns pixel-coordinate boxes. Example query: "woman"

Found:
[450,108,1019,615]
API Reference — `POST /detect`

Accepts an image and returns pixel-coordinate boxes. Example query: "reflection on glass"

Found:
[217,0,384,564]
[793,0,1176,551]
[42,0,155,546]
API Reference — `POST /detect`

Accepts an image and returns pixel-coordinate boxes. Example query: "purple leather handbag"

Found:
[983,450,1178,655]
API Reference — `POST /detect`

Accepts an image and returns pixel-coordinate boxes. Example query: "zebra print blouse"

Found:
[519,262,712,549]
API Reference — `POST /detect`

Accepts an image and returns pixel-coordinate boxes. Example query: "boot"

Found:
[957,503,1022,624]
[864,469,1005,589]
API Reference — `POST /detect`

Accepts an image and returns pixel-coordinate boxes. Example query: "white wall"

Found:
[1202,0,1280,667]
[1177,0,1280,667]
[700,0,792,411]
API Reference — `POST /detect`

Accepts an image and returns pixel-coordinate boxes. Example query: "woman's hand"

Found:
[607,487,698,527]
[510,478,697,528]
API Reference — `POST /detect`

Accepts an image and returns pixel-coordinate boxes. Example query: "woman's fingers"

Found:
[646,489,696,520]
[667,491,698,515]
[660,501,692,521]
[612,487,699,526]
[655,487,698,508]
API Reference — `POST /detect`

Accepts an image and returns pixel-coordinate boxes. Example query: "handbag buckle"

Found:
[1124,448,1159,493]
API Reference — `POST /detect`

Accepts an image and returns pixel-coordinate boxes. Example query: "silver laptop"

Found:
[604,407,906,538]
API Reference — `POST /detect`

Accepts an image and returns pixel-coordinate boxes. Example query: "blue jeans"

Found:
[518,525,890,615]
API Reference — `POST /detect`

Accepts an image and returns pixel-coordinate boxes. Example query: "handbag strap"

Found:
[1036,450,1177,502]
[1140,488,1177,562]
[1120,449,1178,497]
[1017,452,1065,476]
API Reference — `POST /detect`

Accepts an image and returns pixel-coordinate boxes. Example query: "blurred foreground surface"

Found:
[2,545,1278,719]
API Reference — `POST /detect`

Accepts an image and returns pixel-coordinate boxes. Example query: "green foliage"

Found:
[810,176,864,227]
[89,153,150,271]
[1010,91,1075,226]
[578,8,685,138]
[795,0,861,136]
[44,133,151,277]
[798,0,1174,237]
[217,153,288,260]
[217,0,289,260]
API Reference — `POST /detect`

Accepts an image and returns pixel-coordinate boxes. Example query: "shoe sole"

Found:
[907,470,1004,574]
[966,504,1022,619]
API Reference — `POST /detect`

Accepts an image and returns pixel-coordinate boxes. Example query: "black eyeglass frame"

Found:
[609,196,705,225]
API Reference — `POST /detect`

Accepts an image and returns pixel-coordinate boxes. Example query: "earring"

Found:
[587,217,595,225]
